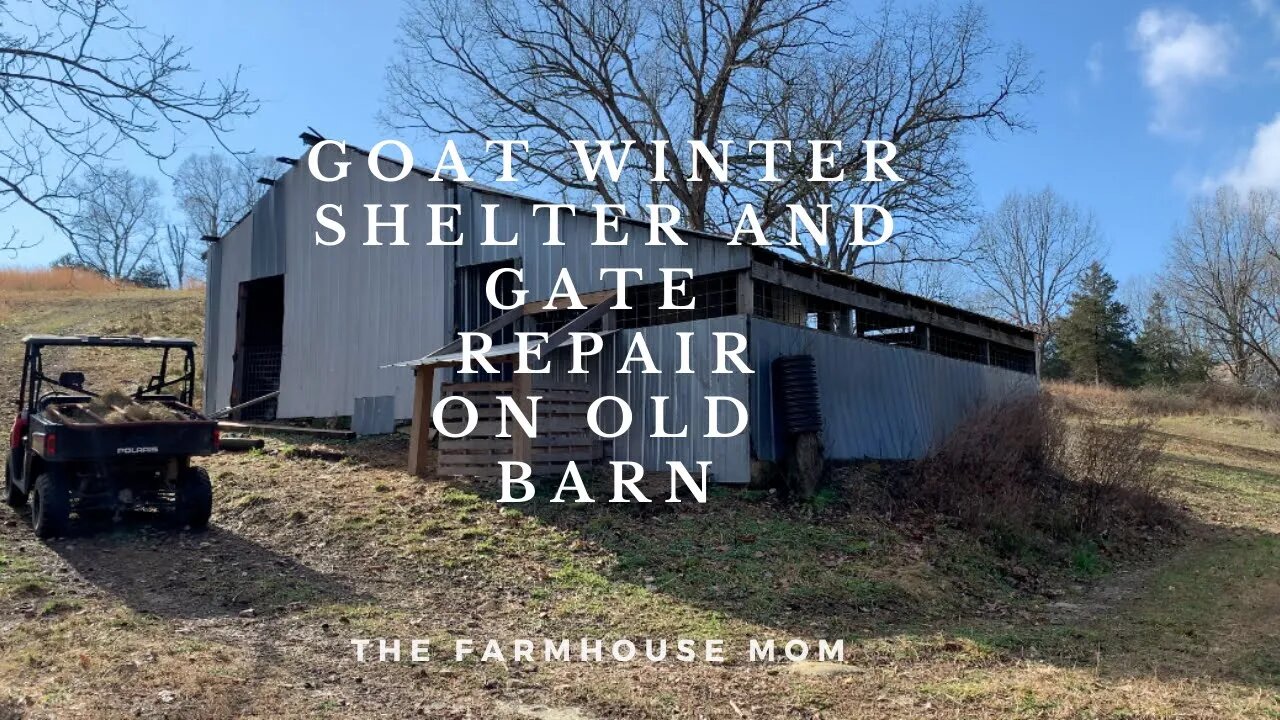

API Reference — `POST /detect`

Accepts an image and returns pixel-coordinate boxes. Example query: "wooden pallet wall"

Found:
[435,381,601,477]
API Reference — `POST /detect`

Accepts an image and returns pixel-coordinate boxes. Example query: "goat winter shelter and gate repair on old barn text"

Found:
[201,134,1039,495]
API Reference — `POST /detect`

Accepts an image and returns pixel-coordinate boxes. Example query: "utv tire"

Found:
[30,473,70,538]
[175,466,212,530]
[4,452,26,508]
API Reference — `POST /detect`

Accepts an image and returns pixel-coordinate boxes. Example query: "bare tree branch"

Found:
[0,0,257,254]
[1166,187,1280,385]
[967,187,1101,353]
[64,164,161,279]
[385,0,1034,283]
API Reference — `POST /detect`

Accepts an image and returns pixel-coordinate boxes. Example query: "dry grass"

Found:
[0,289,1278,719]
[0,267,134,295]
[1048,379,1280,423]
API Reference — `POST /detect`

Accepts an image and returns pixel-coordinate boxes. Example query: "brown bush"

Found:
[1064,416,1168,533]
[912,394,1170,543]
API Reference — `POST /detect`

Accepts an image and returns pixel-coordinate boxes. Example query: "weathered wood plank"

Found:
[408,365,436,476]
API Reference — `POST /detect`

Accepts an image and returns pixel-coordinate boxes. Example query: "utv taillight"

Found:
[9,414,27,450]
[212,428,221,451]
[42,432,57,457]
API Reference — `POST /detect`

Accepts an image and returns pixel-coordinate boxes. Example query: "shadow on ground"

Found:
[445,470,1280,692]
[47,517,358,619]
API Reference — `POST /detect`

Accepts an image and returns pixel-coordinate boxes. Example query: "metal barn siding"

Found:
[205,215,254,414]
[202,236,222,410]
[455,188,749,294]
[607,316,752,484]
[249,181,286,277]
[749,317,1039,461]
[205,145,456,420]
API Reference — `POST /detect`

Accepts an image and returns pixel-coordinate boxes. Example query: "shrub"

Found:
[913,395,1067,534]
[1064,414,1168,533]
[911,394,1170,545]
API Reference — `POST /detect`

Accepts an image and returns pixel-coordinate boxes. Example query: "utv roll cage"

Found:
[18,335,198,412]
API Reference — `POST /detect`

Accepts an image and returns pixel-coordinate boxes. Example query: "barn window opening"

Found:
[614,272,737,329]
[928,327,985,363]
[752,277,1036,375]
[754,282,848,331]
[990,343,1038,374]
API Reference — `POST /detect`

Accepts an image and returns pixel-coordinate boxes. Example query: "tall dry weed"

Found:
[913,394,1170,543]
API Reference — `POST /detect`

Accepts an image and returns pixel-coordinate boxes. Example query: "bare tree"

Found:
[385,0,1034,261]
[163,224,193,288]
[1167,187,1280,384]
[66,166,161,280]
[731,3,1036,273]
[172,152,274,238]
[0,0,255,253]
[968,188,1101,352]
[856,240,967,304]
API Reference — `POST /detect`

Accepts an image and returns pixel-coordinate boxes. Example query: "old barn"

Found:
[203,133,1038,483]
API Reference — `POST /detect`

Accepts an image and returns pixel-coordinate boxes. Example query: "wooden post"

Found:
[408,364,436,477]
[511,369,533,465]
[736,270,754,316]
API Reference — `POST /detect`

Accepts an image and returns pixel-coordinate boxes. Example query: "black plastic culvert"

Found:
[771,354,823,435]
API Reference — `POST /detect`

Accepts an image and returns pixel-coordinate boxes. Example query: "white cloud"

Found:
[1086,42,1104,83]
[1132,8,1234,135]
[1205,112,1280,191]
[1249,0,1280,34]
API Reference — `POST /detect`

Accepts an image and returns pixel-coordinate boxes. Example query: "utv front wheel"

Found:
[30,473,70,538]
[4,452,26,508]
[175,467,212,530]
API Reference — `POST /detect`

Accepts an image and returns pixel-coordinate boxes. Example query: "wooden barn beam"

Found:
[408,364,437,477]
[750,262,1035,352]
[511,370,532,465]
[542,291,617,352]
[524,288,618,313]
[422,306,525,361]
[735,270,754,316]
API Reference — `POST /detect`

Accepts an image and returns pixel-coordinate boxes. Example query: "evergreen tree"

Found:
[1137,292,1184,385]
[1057,262,1140,386]
[1135,291,1213,385]
[1038,336,1070,380]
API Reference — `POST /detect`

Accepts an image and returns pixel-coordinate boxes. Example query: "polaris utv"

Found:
[4,335,219,537]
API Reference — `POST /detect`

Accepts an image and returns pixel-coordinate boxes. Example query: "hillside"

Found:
[0,278,204,408]
[0,286,1277,719]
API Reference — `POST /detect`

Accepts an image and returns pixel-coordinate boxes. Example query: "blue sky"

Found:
[4,0,1280,294]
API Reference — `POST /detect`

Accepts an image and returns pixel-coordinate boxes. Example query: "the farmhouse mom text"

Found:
[307,138,902,502]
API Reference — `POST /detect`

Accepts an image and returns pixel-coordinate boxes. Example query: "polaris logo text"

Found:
[116,447,160,455]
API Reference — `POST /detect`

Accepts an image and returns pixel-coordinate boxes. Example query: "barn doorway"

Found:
[233,274,284,420]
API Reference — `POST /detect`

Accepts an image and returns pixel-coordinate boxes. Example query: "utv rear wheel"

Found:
[175,467,212,530]
[30,473,70,538]
[4,451,26,508]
